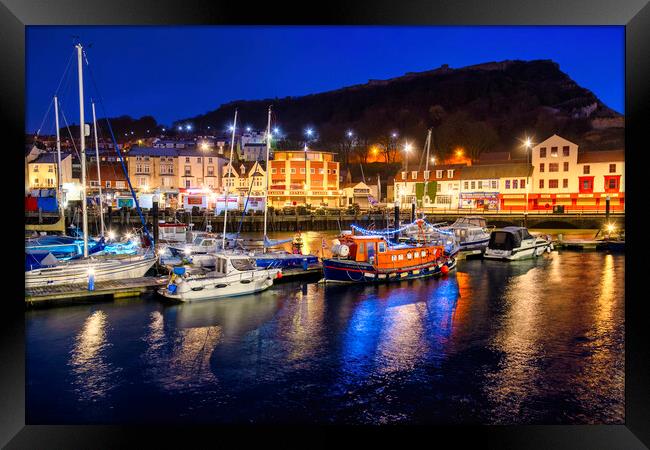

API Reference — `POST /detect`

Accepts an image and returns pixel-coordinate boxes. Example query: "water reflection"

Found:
[142,310,221,391]
[69,310,121,401]
[27,250,624,425]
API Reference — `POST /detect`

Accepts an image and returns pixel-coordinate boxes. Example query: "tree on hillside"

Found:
[434,111,500,160]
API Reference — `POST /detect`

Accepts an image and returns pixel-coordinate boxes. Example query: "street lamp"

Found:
[304,128,315,206]
[523,137,534,218]
[403,142,413,172]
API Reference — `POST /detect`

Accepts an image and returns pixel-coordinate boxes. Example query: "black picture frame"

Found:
[3,0,649,447]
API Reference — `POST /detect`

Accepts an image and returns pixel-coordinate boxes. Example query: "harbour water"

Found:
[26,231,624,424]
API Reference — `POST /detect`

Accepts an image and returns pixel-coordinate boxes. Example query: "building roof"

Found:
[460,163,532,179]
[87,162,128,181]
[128,147,178,157]
[395,164,464,182]
[577,150,625,163]
[31,152,72,164]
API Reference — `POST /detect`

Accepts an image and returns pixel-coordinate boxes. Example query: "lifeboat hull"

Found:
[322,257,456,283]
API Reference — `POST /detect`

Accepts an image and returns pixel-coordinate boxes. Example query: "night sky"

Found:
[26,26,624,134]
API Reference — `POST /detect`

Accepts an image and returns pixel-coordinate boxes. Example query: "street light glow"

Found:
[246,126,252,132]
[185,124,192,131]
[273,127,280,134]
[306,128,314,137]
[391,132,398,138]
[347,130,353,138]
[404,143,412,153]
[200,142,210,151]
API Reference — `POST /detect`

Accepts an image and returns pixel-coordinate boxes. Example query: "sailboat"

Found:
[157,109,281,301]
[248,106,320,269]
[25,43,156,287]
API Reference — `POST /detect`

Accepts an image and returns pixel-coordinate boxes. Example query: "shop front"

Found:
[460,192,500,210]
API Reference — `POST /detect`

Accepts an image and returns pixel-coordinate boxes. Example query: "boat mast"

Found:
[222,109,238,250]
[91,101,105,236]
[76,43,89,257]
[54,95,64,221]
[263,106,271,253]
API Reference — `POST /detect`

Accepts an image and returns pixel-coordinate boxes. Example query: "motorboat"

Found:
[441,216,492,254]
[158,253,282,302]
[483,227,553,261]
[322,228,456,283]
[167,234,220,257]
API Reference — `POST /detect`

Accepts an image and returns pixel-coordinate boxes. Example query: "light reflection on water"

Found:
[68,310,122,402]
[26,240,624,425]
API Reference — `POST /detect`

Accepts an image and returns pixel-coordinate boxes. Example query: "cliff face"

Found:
[175,59,623,153]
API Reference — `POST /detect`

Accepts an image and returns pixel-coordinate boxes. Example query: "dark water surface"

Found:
[26,246,624,424]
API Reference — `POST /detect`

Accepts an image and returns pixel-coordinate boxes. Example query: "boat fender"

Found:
[441,265,450,275]
[167,284,177,294]
[276,271,283,279]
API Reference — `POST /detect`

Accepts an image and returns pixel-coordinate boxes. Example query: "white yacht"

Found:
[158,253,281,302]
[484,227,553,261]
[167,235,220,257]
[442,216,492,254]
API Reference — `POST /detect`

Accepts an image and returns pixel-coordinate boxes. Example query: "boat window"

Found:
[378,242,386,253]
[422,250,427,257]
[202,240,214,246]
[391,255,397,261]
[358,243,364,255]
[398,254,404,261]
[230,257,256,271]
[407,252,412,260]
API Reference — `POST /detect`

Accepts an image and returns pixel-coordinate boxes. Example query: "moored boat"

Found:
[483,227,553,261]
[158,253,281,302]
[322,232,456,283]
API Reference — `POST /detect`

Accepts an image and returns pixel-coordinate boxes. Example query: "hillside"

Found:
[174,59,623,157]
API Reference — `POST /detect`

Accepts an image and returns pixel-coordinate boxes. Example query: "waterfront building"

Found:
[268,150,340,208]
[530,134,625,211]
[393,164,464,208]
[126,147,179,193]
[26,152,74,189]
[87,162,128,192]
[341,181,379,209]
[460,163,531,211]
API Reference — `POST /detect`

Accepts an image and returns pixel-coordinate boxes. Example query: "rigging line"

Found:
[82,55,152,243]
[58,105,80,160]
[33,48,74,138]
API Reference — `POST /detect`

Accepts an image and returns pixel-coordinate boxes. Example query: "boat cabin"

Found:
[451,216,487,228]
[488,227,536,251]
[339,235,444,270]
[213,254,257,275]
[191,235,218,248]
[159,223,188,241]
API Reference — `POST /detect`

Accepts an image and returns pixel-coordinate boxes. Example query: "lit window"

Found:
[398,254,404,261]
[436,170,443,178]
[271,168,276,174]
[463,181,469,190]
[290,168,296,174]
[447,170,454,178]
[407,252,412,260]
[505,180,510,189]
[551,147,558,157]
[280,168,285,174]
[411,171,417,180]
[513,180,518,189]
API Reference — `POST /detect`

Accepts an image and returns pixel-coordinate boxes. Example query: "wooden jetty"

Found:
[25,276,168,305]
[25,265,323,306]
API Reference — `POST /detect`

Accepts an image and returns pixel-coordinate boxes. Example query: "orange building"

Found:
[267,150,340,207]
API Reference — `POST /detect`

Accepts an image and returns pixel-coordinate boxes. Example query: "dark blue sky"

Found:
[26,26,624,134]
